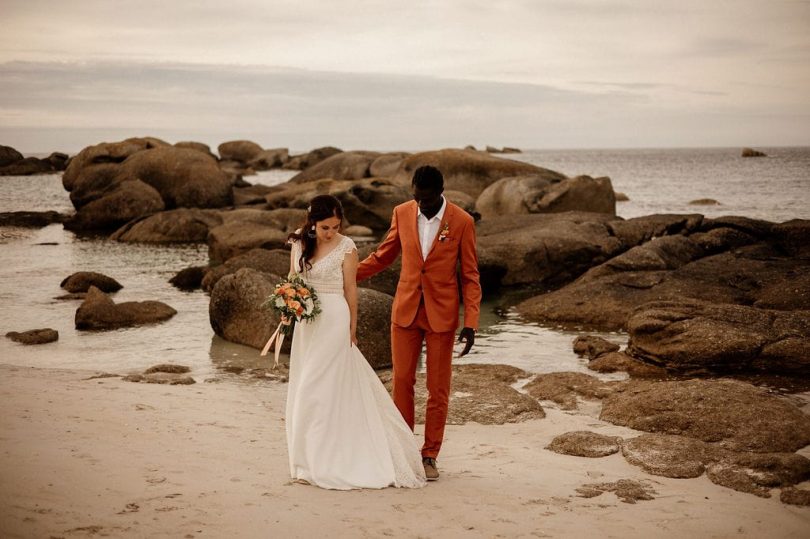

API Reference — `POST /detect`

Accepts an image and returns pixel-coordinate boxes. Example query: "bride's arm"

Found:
[288,239,297,277]
[342,247,359,346]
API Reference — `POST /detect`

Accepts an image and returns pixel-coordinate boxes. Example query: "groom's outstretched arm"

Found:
[356,207,402,281]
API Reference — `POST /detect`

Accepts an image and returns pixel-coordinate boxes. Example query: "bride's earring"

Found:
[307,225,316,239]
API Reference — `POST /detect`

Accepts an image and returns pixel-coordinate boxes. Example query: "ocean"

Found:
[1,146,808,380]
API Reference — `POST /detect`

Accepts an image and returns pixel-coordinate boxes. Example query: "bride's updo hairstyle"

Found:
[288,194,344,273]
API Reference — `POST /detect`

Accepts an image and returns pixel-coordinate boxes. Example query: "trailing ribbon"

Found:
[260,318,291,368]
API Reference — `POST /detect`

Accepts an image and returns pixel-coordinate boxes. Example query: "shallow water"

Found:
[0,222,625,380]
[1,147,807,381]
[519,146,810,222]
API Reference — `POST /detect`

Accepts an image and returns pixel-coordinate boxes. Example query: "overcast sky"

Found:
[1,0,809,152]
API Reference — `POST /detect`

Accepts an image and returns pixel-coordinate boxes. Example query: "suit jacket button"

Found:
[421,269,425,274]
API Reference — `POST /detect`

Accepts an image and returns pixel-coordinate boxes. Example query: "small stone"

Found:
[546,431,622,458]
[780,487,810,506]
[689,198,721,206]
[5,328,59,345]
[144,364,191,374]
[60,271,123,293]
[572,335,620,360]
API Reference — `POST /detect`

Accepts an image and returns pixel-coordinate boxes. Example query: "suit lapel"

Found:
[407,201,424,264]
[425,203,454,261]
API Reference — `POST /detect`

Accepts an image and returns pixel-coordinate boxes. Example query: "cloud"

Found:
[0,1,808,151]
[1,60,807,154]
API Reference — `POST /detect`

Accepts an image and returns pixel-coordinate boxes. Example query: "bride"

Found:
[284,195,427,490]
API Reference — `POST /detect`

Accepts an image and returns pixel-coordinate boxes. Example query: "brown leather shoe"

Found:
[423,457,439,481]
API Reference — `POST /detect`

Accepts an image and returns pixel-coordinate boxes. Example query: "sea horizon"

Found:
[11,142,809,158]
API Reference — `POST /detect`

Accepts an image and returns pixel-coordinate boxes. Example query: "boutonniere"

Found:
[438,222,450,242]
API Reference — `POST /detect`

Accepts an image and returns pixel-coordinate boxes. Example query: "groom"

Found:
[357,165,482,481]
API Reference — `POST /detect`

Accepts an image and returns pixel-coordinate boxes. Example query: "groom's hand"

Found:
[458,327,475,357]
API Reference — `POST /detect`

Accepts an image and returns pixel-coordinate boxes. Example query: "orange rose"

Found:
[298,288,310,297]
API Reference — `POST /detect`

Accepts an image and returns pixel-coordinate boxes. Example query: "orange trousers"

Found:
[391,302,455,459]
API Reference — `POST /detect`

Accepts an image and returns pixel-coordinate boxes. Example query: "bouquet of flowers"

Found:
[263,275,321,334]
[260,275,320,366]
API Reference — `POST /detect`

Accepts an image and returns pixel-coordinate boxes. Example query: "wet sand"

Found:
[1,363,808,538]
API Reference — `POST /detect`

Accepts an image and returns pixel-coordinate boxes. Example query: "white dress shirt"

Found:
[416,195,447,260]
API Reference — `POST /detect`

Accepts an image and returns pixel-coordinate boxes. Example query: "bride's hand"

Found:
[350,332,358,347]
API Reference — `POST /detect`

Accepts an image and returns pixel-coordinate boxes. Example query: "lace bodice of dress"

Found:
[292,235,357,294]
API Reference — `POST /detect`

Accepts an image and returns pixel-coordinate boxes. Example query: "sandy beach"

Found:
[1,363,808,538]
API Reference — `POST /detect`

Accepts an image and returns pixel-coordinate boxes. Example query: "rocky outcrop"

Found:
[265,177,410,231]
[169,266,207,291]
[625,300,810,375]
[283,146,343,170]
[0,146,66,175]
[248,148,289,170]
[0,211,66,227]
[202,248,290,292]
[110,208,223,242]
[62,137,167,192]
[741,147,766,157]
[706,453,810,498]
[113,146,232,208]
[485,146,521,154]
[476,212,623,290]
[689,198,720,205]
[75,286,177,330]
[572,335,620,360]
[369,152,410,177]
[0,145,24,167]
[622,434,717,478]
[600,379,810,452]
[207,208,305,264]
[477,175,615,218]
[62,138,232,230]
[217,140,263,163]
[5,328,59,345]
[233,184,277,206]
[444,190,478,218]
[289,151,381,183]
[343,225,374,237]
[174,141,217,160]
[621,433,810,498]
[390,149,565,198]
[606,214,704,248]
[546,431,622,458]
[355,288,394,369]
[381,364,544,424]
[209,268,287,351]
[355,242,401,296]
[781,487,810,506]
[587,351,670,378]
[64,179,166,231]
[61,272,123,293]
[523,372,623,410]
[123,364,195,385]
[516,217,809,330]
[475,175,555,219]
[772,219,810,259]
[207,267,397,369]
[0,157,55,175]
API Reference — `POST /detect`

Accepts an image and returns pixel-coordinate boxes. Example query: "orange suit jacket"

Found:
[357,200,482,333]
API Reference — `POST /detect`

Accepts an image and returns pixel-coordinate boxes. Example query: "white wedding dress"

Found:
[285,235,427,490]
